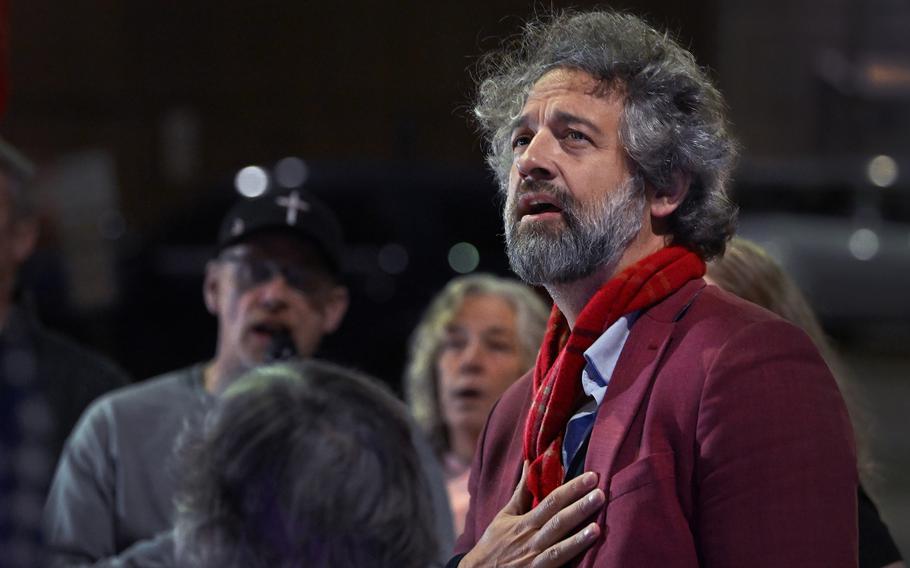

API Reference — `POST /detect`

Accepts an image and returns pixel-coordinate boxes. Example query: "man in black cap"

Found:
[203,188,349,393]
[44,187,454,566]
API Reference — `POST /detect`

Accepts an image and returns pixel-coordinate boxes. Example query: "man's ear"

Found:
[649,170,690,219]
[12,217,38,264]
[202,261,221,315]
[320,285,349,335]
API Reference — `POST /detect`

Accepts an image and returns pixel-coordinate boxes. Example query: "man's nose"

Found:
[515,131,557,182]
[257,274,293,310]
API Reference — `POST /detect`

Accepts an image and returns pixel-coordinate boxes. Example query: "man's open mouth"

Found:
[517,193,564,219]
[250,322,289,338]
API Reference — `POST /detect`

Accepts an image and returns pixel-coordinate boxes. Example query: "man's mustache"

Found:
[515,179,575,211]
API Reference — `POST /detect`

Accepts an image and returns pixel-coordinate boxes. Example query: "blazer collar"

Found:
[640,278,706,323]
[582,278,705,480]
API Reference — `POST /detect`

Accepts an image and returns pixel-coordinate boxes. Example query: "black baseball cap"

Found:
[217,188,344,274]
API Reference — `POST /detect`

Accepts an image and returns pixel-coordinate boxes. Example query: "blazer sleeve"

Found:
[694,319,858,567]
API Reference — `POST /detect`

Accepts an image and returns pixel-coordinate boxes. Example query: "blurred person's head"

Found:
[473,10,737,286]
[175,360,438,568]
[706,238,834,368]
[203,188,348,391]
[405,274,549,460]
[0,136,38,326]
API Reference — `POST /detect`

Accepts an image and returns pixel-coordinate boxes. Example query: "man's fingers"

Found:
[503,460,532,515]
[534,487,604,548]
[526,471,599,527]
[530,522,601,568]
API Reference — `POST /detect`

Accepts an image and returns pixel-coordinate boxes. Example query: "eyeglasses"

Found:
[219,252,326,296]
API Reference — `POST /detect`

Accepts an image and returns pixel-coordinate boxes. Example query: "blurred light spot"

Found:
[865,61,910,90]
[448,242,480,274]
[235,166,269,197]
[377,243,409,274]
[160,107,201,185]
[98,210,126,240]
[848,228,879,261]
[275,157,309,188]
[866,155,898,188]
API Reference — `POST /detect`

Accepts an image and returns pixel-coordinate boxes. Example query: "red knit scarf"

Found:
[523,246,705,506]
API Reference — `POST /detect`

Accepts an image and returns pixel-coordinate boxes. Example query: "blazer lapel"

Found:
[583,279,705,484]
[582,318,674,482]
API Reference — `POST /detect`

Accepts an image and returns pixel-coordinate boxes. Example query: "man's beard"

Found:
[503,176,646,285]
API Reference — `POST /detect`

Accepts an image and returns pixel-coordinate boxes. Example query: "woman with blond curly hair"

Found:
[405,274,549,537]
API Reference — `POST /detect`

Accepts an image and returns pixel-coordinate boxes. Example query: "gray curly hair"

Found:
[404,274,549,456]
[474,9,739,259]
[174,361,438,568]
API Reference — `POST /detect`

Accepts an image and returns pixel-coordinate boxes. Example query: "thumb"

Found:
[503,460,532,515]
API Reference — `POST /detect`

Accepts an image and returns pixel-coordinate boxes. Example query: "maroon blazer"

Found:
[455,279,858,567]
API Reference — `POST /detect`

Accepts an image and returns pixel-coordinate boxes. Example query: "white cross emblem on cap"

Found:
[275,190,310,225]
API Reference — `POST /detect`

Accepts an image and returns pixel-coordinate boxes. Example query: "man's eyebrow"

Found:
[508,111,604,136]
[508,114,530,133]
[552,110,603,135]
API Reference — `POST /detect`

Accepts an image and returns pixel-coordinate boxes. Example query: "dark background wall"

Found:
[2,0,717,380]
[2,0,908,556]
[5,1,711,229]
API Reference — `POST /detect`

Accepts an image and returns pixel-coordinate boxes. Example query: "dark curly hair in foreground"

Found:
[174,360,438,568]
[474,9,739,259]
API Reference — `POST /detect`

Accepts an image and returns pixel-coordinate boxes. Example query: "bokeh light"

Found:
[448,242,480,273]
[848,228,880,261]
[275,157,309,188]
[234,166,269,197]
[867,155,898,188]
[378,243,409,274]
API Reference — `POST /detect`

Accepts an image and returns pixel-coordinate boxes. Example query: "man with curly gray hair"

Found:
[450,9,857,568]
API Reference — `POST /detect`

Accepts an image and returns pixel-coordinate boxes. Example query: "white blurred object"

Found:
[738,213,910,322]
[234,166,269,198]
[34,150,121,310]
[867,155,899,188]
[274,157,309,188]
